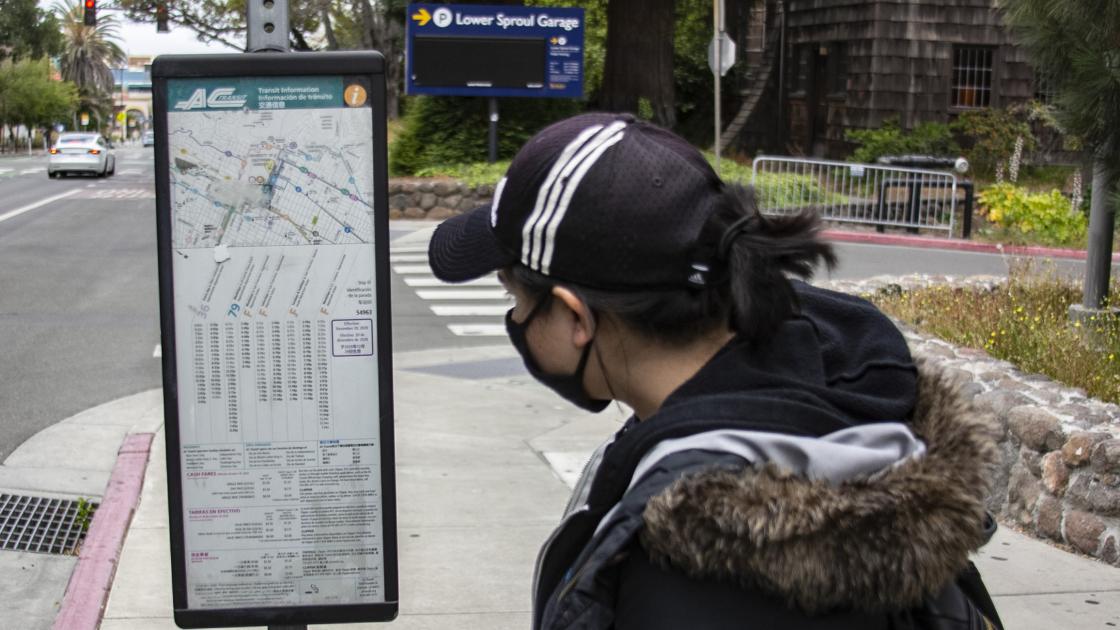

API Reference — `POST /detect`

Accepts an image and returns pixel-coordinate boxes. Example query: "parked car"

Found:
[48,133,115,178]
[142,130,155,147]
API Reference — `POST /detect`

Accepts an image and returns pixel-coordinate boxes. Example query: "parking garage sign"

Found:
[406,3,584,98]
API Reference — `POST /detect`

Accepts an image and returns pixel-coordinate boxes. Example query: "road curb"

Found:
[51,433,154,630]
[822,229,1120,261]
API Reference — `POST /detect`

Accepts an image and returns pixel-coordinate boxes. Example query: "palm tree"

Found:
[1001,0,1120,311]
[53,0,126,131]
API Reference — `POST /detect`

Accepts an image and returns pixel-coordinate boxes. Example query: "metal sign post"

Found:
[246,0,291,53]
[152,50,398,629]
[710,0,734,171]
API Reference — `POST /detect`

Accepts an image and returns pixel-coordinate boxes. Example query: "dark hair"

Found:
[509,183,836,348]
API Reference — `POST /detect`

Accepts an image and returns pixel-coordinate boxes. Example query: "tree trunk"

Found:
[601,0,676,128]
[320,1,339,50]
[356,0,375,49]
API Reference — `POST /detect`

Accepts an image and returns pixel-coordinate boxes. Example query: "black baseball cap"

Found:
[427,112,725,290]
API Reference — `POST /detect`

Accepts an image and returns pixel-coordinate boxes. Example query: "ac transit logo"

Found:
[173,87,248,110]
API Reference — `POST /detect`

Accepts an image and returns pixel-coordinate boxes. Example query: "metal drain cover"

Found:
[0,494,97,555]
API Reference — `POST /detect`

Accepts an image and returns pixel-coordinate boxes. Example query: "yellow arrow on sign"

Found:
[411,8,431,26]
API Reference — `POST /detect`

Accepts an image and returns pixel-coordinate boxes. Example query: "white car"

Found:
[141,130,155,147]
[47,133,115,178]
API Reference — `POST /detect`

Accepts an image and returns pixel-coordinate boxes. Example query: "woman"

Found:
[427,113,1002,629]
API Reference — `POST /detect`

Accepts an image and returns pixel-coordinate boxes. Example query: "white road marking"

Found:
[0,189,81,224]
[393,264,434,274]
[20,168,43,174]
[447,324,508,337]
[430,304,509,316]
[416,289,509,301]
[390,239,509,337]
[153,344,162,358]
[404,276,500,287]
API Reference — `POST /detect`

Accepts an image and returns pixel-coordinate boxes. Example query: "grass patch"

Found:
[410,161,512,188]
[869,266,1120,404]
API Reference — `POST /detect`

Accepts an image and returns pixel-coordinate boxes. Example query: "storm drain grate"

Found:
[0,494,97,555]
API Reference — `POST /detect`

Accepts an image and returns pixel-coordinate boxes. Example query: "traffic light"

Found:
[82,0,96,26]
[156,2,169,32]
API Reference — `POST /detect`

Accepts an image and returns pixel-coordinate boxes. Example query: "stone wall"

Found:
[388,178,494,221]
[819,274,1120,567]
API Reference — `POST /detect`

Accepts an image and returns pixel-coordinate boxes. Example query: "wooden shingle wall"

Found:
[779,0,1034,157]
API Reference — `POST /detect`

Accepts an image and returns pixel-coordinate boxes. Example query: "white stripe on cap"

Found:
[539,130,626,274]
[490,177,507,228]
[521,124,605,267]
[525,121,628,271]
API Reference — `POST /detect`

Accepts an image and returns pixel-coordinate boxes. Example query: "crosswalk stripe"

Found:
[430,304,509,316]
[447,324,508,337]
[393,264,434,274]
[404,276,500,287]
[390,236,511,337]
[416,289,509,301]
[21,168,43,174]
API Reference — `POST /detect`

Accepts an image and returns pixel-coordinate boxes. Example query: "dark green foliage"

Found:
[0,0,63,62]
[845,118,959,163]
[1002,0,1120,172]
[389,96,582,175]
[950,108,1037,178]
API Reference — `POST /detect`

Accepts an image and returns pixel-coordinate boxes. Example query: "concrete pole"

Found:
[246,0,290,53]
[1082,154,1116,309]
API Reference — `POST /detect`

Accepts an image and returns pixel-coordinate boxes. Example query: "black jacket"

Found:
[531,283,1003,630]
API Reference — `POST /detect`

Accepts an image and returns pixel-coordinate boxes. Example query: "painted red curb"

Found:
[822,229,1120,262]
[52,432,154,630]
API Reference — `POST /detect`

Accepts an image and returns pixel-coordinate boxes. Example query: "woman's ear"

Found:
[551,286,596,347]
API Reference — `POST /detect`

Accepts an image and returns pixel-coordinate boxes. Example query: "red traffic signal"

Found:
[83,0,96,26]
[156,2,169,32]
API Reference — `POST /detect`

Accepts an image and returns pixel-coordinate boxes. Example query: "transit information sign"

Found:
[153,52,397,628]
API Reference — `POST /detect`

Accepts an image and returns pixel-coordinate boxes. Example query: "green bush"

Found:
[389,96,581,176]
[950,108,1037,177]
[845,118,960,163]
[752,171,849,208]
[978,183,1086,246]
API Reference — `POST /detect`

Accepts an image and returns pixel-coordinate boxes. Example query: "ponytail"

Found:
[717,185,836,346]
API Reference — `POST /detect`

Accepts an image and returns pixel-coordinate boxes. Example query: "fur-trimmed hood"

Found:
[639,360,1001,614]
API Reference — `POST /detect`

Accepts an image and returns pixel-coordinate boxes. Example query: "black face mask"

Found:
[505,297,610,413]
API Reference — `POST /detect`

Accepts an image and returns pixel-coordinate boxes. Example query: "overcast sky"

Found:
[116,21,242,58]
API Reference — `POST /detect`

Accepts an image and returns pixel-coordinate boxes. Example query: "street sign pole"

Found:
[488,98,499,164]
[246,0,290,53]
[713,0,721,172]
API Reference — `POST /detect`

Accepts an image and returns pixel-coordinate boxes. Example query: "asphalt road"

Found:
[0,147,1111,462]
[0,148,164,461]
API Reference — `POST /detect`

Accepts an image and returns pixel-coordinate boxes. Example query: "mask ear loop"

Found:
[586,309,622,406]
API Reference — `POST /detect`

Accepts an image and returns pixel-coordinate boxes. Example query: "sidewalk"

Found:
[3,344,1119,629]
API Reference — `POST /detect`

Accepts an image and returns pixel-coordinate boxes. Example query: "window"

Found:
[1034,69,1057,104]
[951,46,994,108]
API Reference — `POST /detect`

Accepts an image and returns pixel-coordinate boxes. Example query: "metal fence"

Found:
[749,156,962,235]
